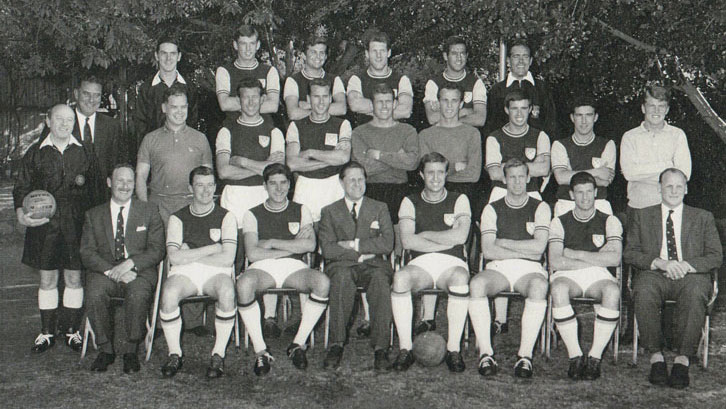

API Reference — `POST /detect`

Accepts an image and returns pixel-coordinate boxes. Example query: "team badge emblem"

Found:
[209,228,221,242]
[443,213,455,226]
[370,220,380,229]
[325,133,339,146]
[525,148,536,160]
[526,222,535,236]
[75,174,85,186]
[259,135,270,147]
[464,92,473,103]
[592,157,603,168]
[531,105,541,118]
[592,234,605,248]
[288,222,300,235]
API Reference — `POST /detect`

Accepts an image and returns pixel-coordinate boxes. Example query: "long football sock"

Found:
[293,294,328,346]
[38,288,59,334]
[446,286,470,352]
[212,308,236,358]
[553,305,582,358]
[160,308,183,356]
[517,299,547,358]
[63,287,84,331]
[238,300,267,353]
[589,307,619,359]
[468,297,493,356]
[391,290,413,350]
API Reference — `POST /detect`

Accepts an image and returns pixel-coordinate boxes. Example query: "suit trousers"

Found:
[633,270,711,356]
[86,273,155,354]
[326,262,392,350]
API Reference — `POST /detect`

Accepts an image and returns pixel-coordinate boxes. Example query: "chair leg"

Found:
[463,316,469,350]
[702,315,710,369]
[145,262,164,362]
[631,315,638,366]
[81,316,92,360]
[545,295,552,359]
[324,307,330,349]
[234,313,240,350]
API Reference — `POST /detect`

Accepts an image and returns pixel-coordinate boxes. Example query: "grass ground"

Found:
[2,229,726,409]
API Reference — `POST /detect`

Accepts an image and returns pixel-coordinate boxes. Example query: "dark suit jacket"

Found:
[624,204,723,274]
[319,197,394,271]
[80,198,165,284]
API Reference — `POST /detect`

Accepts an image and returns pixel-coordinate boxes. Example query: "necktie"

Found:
[666,210,678,260]
[115,206,125,261]
[350,202,358,224]
[83,117,92,143]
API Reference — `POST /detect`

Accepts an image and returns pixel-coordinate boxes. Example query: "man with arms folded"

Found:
[236,164,329,375]
[548,172,622,380]
[469,158,550,379]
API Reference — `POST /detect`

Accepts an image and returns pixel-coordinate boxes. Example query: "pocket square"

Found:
[136,226,147,232]
[370,220,380,229]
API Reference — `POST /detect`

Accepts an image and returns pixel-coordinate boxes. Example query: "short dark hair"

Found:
[444,36,467,53]
[502,158,529,177]
[235,25,259,41]
[304,35,327,51]
[365,29,390,49]
[163,83,188,102]
[658,168,687,184]
[189,166,215,185]
[237,78,263,96]
[78,75,102,89]
[504,89,530,108]
[419,152,449,173]
[309,78,332,94]
[643,85,671,105]
[263,163,293,184]
[437,81,464,100]
[339,161,367,180]
[569,171,596,191]
[508,39,531,56]
[156,36,180,52]
[570,96,598,114]
[109,162,135,179]
[371,83,394,99]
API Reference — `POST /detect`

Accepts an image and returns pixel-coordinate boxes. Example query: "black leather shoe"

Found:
[263,318,282,339]
[206,354,225,379]
[583,356,601,381]
[123,353,140,374]
[374,348,392,371]
[568,356,586,380]
[90,352,116,372]
[648,361,668,386]
[413,320,436,336]
[253,351,274,376]
[392,349,415,371]
[323,345,344,369]
[65,331,83,352]
[161,354,183,378]
[287,343,308,370]
[356,321,372,337]
[31,333,55,353]
[491,320,509,336]
[478,354,498,377]
[668,363,689,389]
[445,351,465,373]
[514,356,534,378]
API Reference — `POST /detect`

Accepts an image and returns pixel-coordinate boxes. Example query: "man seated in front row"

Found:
[391,152,471,373]
[548,172,622,381]
[159,166,238,379]
[236,163,330,376]
[625,168,722,389]
[469,158,550,379]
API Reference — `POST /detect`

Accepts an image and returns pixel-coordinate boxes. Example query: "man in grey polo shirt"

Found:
[136,84,213,225]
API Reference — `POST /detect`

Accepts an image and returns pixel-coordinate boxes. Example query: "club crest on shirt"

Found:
[288,222,300,235]
[209,228,221,242]
[258,135,270,148]
[370,220,380,229]
[525,147,537,161]
[464,92,473,103]
[75,174,85,186]
[526,222,535,236]
[443,213,455,227]
[325,133,339,146]
[592,157,603,168]
[592,234,605,248]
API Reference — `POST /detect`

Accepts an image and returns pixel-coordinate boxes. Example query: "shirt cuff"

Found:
[354,238,360,252]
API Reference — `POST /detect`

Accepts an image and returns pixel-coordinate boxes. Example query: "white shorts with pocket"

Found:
[168,262,233,296]
[245,258,309,288]
[550,266,616,297]
[406,253,469,289]
[484,258,547,292]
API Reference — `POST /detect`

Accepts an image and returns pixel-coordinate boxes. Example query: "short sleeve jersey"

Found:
[485,125,550,192]
[167,204,237,250]
[283,70,345,103]
[480,196,551,249]
[549,209,622,253]
[216,116,284,186]
[286,116,352,179]
[215,60,280,120]
[551,135,616,200]
[398,190,471,260]
[423,71,487,110]
[242,201,312,261]
[347,68,413,124]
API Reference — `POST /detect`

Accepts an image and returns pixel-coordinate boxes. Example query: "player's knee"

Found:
[38,276,58,290]
[217,283,237,305]
[312,272,330,297]
[235,275,256,298]
[160,285,183,309]
[601,282,620,306]
[527,276,548,299]
[450,268,470,286]
[391,270,411,292]
[468,275,487,297]
[550,280,570,303]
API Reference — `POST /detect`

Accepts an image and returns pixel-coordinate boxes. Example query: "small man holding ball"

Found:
[14,104,97,353]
